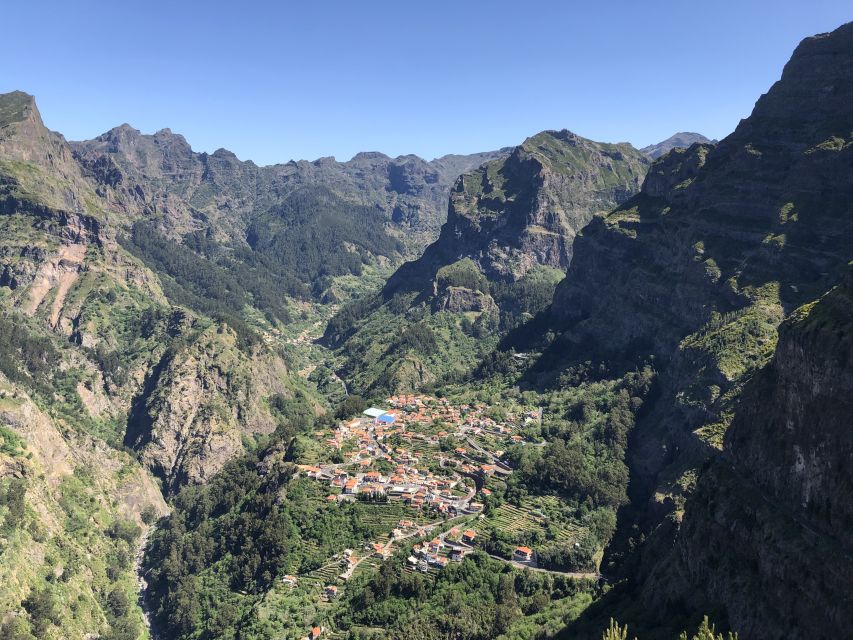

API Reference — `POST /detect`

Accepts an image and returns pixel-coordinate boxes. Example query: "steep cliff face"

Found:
[0,373,168,640]
[124,320,302,493]
[0,91,304,497]
[648,274,853,640]
[531,23,853,639]
[329,131,648,394]
[726,270,853,546]
[387,130,649,291]
[72,124,507,255]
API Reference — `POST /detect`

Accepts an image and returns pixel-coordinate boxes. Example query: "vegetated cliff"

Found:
[531,22,853,639]
[640,132,715,160]
[0,91,314,500]
[641,271,853,639]
[0,374,168,640]
[72,123,507,257]
[0,90,324,636]
[327,130,649,395]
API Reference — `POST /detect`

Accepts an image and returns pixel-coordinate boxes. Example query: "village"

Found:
[274,394,594,639]
[294,393,542,517]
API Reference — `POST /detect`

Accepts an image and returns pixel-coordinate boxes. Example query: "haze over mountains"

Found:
[0,18,851,640]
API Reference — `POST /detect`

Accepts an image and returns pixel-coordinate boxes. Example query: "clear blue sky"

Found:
[3,1,850,165]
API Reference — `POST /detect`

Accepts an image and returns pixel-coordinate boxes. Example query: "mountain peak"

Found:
[641,132,714,159]
[0,90,42,130]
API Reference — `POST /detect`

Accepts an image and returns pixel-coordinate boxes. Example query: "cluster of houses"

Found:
[405,527,478,572]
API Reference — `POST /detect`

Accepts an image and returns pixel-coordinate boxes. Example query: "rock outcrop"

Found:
[540,22,853,639]
[328,131,649,395]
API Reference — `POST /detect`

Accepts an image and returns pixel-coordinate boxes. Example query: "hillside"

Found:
[0,90,504,640]
[327,130,649,395]
[501,21,853,638]
[640,132,715,159]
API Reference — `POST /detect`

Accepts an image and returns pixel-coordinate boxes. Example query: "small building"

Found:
[344,478,359,494]
[324,585,339,600]
[513,546,534,562]
[377,412,396,425]
[462,529,477,544]
[281,575,298,587]
[363,407,387,419]
[309,626,323,640]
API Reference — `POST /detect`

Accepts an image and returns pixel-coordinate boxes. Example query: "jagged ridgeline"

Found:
[70,124,508,331]
[326,130,649,395]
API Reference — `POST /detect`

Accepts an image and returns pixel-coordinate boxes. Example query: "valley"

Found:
[1,15,852,640]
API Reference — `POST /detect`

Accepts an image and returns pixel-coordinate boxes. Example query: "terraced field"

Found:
[483,501,586,544]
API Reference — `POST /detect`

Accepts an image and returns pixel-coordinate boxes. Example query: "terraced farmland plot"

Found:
[353,503,426,529]
[487,503,541,533]
[484,502,586,544]
[300,561,342,588]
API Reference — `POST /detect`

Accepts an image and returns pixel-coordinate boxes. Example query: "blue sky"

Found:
[2,1,850,165]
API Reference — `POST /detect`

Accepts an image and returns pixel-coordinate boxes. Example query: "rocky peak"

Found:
[728,22,853,147]
[641,132,714,159]
[0,90,41,129]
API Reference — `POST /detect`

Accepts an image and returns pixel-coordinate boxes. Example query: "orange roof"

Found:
[463,529,476,538]
[311,626,323,639]
[515,546,533,554]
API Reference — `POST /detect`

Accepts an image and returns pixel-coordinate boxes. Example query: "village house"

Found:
[324,585,339,600]
[281,575,298,588]
[462,529,477,544]
[449,547,468,562]
[513,546,534,562]
[308,625,323,640]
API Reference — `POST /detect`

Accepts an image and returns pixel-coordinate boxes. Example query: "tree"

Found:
[601,619,633,640]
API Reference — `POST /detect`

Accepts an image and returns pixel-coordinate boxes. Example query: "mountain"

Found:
[0,92,511,640]
[72,125,507,256]
[640,132,715,159]
[2,18,853,640]
[326,130,649,394]
[499,21,853,638]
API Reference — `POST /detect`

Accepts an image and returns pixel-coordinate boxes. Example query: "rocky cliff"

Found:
[0,91,310,500]
[328,130,649,394]
[538,22,853,639]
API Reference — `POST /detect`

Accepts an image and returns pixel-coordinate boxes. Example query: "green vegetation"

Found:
[0,466,151,640]
[122,186,404,342]
[337,552,596,640]
[144,442,428,639]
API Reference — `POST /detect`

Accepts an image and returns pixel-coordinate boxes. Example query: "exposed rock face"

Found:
[726,271,853,547]
[387,130,649,292]
[435,286,496,313]
[71,124,507,254]
[640,132,715,159]
[0,91,298,497]
[540,22,853,638]
[655,276,853,640]
[124,323,294,493]
[329,131,648,395]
